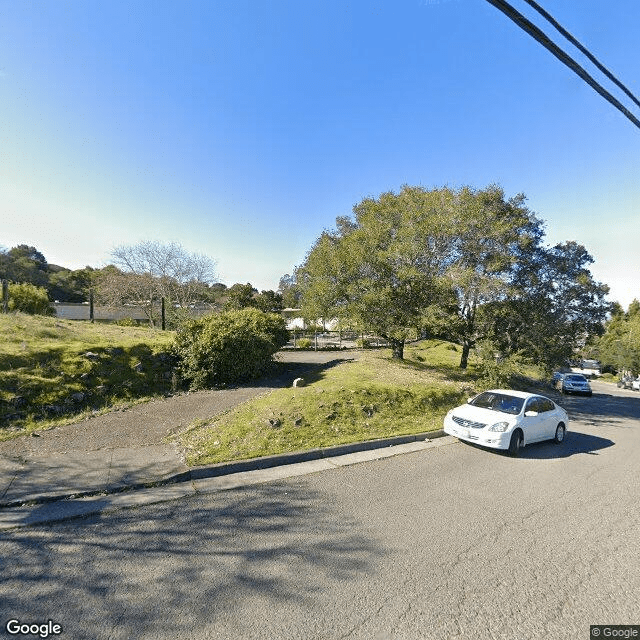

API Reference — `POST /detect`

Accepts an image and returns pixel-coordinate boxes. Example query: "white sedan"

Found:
[443,389,569,457]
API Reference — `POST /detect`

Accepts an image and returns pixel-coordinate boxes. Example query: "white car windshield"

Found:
[565,375,587,382]
[470,392,524,415]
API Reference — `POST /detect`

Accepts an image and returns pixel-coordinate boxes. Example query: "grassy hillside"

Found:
[0,313,175,438]
[1,315,546,457]
[177,340,503,466]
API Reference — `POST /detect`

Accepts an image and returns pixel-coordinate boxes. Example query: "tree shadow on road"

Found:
[0,481,387,639]
[558,388,640,427]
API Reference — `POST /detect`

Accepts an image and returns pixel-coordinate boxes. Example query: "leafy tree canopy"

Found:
[484,240,611,370]
[223,283,284,314]
[0,244,93,301]
[8,245,47,267]
[223,283,258,311]
[278,273,302,308]
[295,184,610,367]
[594,299,640,375]
[254,290,284,313]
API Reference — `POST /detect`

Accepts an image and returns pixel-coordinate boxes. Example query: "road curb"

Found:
[0,430,446,511]
[0,433,455,531]
[187,430,446,480]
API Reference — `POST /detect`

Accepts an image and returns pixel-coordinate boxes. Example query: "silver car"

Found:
[557,373,592,397]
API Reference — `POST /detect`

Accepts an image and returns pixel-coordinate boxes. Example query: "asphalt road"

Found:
[1,381,638,640]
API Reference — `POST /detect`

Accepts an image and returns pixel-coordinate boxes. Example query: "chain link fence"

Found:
[285,330,389,350]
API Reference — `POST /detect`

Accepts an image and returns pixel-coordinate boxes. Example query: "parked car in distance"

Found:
[617,375,636,390]
[443,389,569,457]
[557,373,592,396]
[632,377,640,392]
[570,359,602,377]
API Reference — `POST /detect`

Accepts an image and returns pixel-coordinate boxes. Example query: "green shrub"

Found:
[172,308,290,389]
[475,341,523,388]
[8,282,55,316]
[115,317,138,327]
[296,338,313,349]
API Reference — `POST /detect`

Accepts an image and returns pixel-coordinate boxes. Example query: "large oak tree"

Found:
[296,184,609,368]
[296,186,454,359]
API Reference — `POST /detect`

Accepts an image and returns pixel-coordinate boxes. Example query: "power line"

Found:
[484,0,640,130]
[522,0,640,110]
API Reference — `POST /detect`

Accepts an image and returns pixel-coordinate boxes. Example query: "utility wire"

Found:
[484,0,640,130]
[522,0,640,110]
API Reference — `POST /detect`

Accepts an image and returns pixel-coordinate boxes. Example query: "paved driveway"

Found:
[0,350,354,454]
[0,351,356,505]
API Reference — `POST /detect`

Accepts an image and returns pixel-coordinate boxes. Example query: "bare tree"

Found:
[112,241,216,305]
[98,242,218,326]
[93,266,160,326]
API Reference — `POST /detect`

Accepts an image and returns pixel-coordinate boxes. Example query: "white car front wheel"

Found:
[508,430,523,457]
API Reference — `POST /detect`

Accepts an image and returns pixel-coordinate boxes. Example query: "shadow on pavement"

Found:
[518,430,614,459]
[0,452,188,508]
[559,387,640,427]
[0,482,387,639]
[460,430,614,460]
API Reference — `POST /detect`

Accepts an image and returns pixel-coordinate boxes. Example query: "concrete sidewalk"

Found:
[0,442,190,507]
[0,430,453,530]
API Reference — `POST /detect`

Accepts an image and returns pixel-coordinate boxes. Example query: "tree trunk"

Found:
[459,300,476,370]
[459,340,471,369]
[390,339,404,360]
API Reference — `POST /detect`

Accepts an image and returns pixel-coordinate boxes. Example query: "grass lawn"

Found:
[177,340,487,466]
[0,313,175,439]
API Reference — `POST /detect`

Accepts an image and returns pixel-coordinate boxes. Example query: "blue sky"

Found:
[1,0,638,307]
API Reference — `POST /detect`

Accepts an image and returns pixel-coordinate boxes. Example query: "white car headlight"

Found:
[488,421,510,432]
